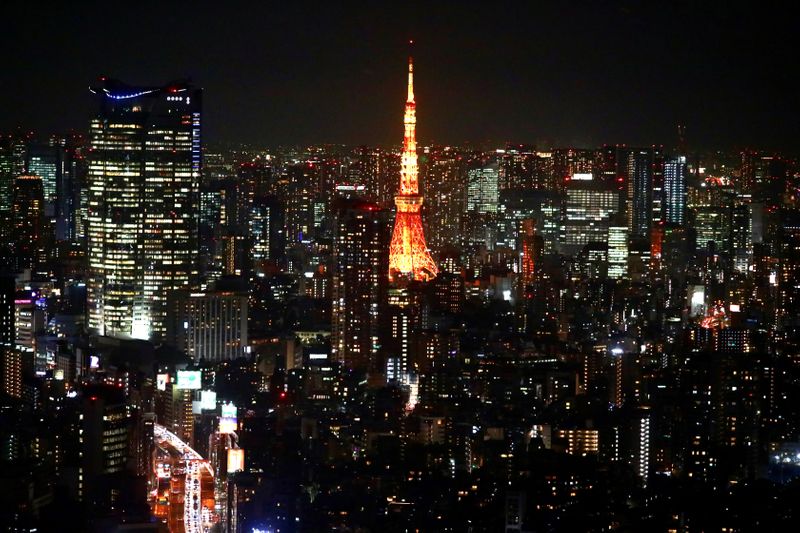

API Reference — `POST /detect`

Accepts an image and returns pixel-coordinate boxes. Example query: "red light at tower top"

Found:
[388,49,438,282]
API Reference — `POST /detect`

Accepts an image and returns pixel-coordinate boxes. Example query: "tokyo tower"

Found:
[388,49,438,282]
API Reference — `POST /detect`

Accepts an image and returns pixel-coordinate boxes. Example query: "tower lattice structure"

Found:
[389,52,438,282]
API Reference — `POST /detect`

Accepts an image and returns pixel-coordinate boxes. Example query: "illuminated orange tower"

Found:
[389,48,438,282]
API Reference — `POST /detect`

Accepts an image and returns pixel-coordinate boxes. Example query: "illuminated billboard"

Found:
[219,402,238,434]
[156,373,169,391]
[176,370,202,390]
[227,448,244,473]
[200,390,217,410]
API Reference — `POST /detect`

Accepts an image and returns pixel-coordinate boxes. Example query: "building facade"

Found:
[167,289,249,362]
[331,199,389,372]
[86,79,201,340]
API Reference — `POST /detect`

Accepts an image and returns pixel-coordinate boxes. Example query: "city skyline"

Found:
[1,2,799,151]
[3,3,800,532]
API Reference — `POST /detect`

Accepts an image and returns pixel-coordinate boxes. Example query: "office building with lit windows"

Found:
[466,162,500,214]
[86,78,201,340]
[422,146,464,251]
[11,175,45,271]
[26,141,77,241]
[561,176,620,254]
[464,161,500,248]
[607,222,629,279]
[166,288,249,362]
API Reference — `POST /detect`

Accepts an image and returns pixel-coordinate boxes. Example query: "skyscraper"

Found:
[731,204,752,273]
[11,175,45,271]
[86,78,201,340]
[249,194,284,276]
[516,218,540,332]
[0,134,27,244]
[388,52,438,282]
[626,148,657,239]
[0,274,13,351]
[466,162,500,214]
[332,199,390,372]
[26,144,61,216]
[464,161,500,249]
[561,176,620,255]
[607,222,629,279]
[285,162,317,246]
[422,146,464,251]
[664,156,687,225]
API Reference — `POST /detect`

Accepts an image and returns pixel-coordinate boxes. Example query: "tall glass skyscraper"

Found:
[87,78,201,340]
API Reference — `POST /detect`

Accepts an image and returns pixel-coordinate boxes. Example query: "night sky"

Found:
[2,1,798,151]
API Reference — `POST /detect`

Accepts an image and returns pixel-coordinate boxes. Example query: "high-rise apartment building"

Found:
[0,134,27,243]
[0,274,18,398]
[331,199,390,372]
[249,195,284,276]
[731,204,753,273]
[421,146,464,251]
[0,275,13,351]
[664,156,687,225]
[285,163,317,246]
[625,148,660,239]
[86,78,201,340]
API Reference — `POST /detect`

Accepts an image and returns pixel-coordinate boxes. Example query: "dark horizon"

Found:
[1,1,798,153]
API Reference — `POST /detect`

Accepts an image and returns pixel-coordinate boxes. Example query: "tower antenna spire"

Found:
[407,40,415,103]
